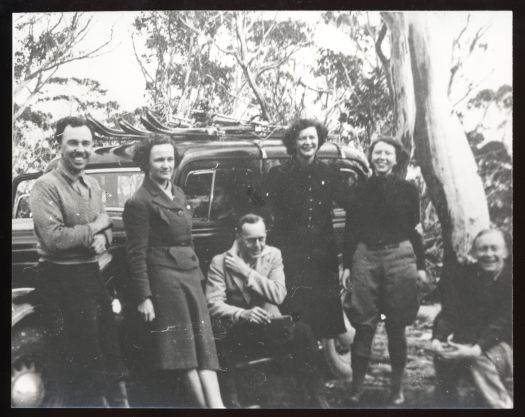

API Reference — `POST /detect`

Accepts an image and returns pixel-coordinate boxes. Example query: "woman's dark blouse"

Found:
[263,158,347,240]
[343,174,425,270]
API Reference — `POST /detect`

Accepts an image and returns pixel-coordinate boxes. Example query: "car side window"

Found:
[185,170,214,219]
[184,166,258,222]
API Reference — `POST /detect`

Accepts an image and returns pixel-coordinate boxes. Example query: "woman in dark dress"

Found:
[123,135,224,408]
[263,119,348,340]
[341,136,428,405]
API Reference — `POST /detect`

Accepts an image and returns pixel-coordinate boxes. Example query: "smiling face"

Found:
[370,140,397,176]
[148,143,175,186]
[295,126,319,164]
[472,231,508,274]
[60,125,93,175]
[238,220,267,261]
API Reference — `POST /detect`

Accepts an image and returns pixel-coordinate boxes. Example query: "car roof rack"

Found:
[86,110,286,143]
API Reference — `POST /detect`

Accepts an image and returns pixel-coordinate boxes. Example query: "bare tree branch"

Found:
[131,33,155,84]
[375,22,395,110]
[452,69,495,108]
[204,74,253,104]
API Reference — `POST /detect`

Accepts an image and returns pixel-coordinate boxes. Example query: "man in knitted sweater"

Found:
[30,116,129,407]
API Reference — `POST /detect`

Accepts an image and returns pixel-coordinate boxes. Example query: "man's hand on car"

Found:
[240,307,271,325]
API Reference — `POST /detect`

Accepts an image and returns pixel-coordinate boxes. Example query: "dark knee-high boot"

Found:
[385,322,407,406]
[349,325,375,404]
[349,354,370,404]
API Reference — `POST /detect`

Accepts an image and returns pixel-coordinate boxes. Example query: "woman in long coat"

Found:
[341,136,428,405]
[123,135,224,408]
[263,118,348,340]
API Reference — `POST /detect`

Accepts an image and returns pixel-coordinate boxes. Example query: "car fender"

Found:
[12,288,39,328]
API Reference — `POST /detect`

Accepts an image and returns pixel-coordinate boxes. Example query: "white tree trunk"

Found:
[407,12,490,262]
[382,12,416,167]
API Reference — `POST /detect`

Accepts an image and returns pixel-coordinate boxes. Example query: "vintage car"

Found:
[11,112,369,407]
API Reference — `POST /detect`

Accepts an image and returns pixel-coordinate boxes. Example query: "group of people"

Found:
[28,115,512,408]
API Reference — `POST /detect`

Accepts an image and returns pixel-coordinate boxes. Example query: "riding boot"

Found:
[348,354,369,404]
[388,366,405,406]
[385,322,407,406]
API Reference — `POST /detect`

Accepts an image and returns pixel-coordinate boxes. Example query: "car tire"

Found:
[321,312,355,380]
[11,325,66,408]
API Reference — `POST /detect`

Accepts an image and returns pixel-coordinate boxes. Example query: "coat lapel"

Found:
[143,176,183,210]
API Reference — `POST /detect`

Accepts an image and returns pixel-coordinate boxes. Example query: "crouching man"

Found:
[205,213,329,408]
[430,229,512,408]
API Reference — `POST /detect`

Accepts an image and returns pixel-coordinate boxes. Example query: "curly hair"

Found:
[54,116,94,144]
[282,119,328,156]
[132,134,180,172]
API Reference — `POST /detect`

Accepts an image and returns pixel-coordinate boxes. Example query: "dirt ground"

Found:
[127,304,485,409]
[227,304,482,409]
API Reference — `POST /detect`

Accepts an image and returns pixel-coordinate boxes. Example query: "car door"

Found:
[180,158,262,274]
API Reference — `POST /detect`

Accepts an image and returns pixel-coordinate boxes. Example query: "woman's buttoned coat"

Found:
[263,158,348,339]
[123,176,219,371]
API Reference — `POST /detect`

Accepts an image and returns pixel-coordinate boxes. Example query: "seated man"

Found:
[205,213,329,408]
[430,229,512,408]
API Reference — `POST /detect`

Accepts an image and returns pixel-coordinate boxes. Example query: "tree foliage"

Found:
[13,13,114,120]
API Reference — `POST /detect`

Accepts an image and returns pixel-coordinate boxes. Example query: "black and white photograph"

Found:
[11,9,513,409]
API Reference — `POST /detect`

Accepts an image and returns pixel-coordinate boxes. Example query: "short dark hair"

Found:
[282,119,328,156]
[237,213,265,232]
[368,135,409,173]
[472,228,509,252]
[132,134,180,172]
[55,116,93,144]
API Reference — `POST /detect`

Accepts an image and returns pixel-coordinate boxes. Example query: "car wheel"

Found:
[11,325,65,408]
[321,312,355,380]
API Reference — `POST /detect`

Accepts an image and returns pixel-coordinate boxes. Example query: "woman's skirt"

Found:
[147,265,220,371]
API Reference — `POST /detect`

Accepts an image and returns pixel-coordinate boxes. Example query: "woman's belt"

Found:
[364,240,405,251]
[152,241,192,248]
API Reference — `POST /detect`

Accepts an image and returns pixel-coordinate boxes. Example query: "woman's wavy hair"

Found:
[282,119,328,156]
[132,134,180,172]
[368,135,409,174]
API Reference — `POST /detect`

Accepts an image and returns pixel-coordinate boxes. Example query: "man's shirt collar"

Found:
[56,159,89,187]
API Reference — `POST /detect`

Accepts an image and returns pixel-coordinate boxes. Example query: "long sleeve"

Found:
[432,273,460,341]
[476,269,512,351]
[206,256,246,322]
[245,249,287,305]
[30,179,94,252]
[92,179,113,247]
[123,198,152,303]
[406,183,426,270]
[343,206,359,269]
[259,166,282,229]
